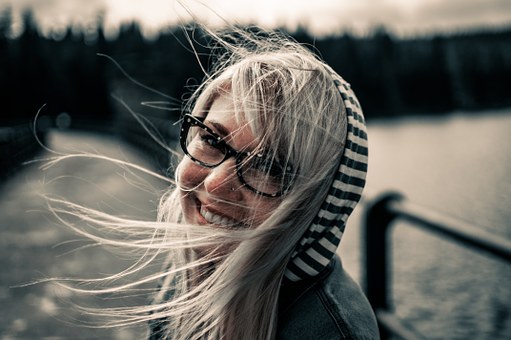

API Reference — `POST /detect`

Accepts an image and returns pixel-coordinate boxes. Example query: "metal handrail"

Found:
[363,192,511,339]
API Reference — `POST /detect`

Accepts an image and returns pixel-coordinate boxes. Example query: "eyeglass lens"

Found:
[184,124,289,196]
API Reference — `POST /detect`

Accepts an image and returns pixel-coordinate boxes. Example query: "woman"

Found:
[49,28,378,339]
[144,29,378,339]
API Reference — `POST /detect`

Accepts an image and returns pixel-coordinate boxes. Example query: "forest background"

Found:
[1,8,511,176]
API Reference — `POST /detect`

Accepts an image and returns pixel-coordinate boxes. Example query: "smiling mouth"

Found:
[199,206,239,227]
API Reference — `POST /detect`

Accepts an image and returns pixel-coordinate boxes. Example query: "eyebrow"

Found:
[203,118,257,154]
[204,119,230,138]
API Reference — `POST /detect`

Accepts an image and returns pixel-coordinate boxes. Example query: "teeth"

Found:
[200,207,237,226]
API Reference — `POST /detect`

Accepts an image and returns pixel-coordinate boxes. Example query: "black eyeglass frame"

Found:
[179,114,293,197]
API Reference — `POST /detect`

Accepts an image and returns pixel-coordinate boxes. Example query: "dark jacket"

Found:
[149,255,379,339]
[278,255,379,339]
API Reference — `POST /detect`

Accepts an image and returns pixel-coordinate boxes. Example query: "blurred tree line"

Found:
[1,8,511,128]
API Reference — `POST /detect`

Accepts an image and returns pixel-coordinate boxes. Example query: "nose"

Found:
[203,159,241,198]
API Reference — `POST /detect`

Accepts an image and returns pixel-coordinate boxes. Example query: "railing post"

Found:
[364,192,403,339]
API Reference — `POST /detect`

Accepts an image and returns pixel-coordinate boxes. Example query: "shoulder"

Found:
[277,256,380,340]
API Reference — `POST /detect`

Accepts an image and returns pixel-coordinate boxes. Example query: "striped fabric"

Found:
[284,73,368,282]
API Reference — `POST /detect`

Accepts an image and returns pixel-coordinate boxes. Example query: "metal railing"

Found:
[363,192,511,339]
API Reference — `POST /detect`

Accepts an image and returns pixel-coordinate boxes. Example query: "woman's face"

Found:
[178,92,281,229]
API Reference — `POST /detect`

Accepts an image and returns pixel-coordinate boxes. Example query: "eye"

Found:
[186,126,227,165]
[198,131,223,149]
[201,134,218,146]
[240,155,293,196]
[254,158,282,176]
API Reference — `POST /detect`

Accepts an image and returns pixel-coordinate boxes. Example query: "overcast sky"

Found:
[1,0,511,38]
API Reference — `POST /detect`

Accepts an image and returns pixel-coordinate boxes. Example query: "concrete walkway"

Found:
[0,131,167,339]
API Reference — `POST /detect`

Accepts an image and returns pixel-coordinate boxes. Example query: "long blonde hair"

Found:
[48,27,348,340]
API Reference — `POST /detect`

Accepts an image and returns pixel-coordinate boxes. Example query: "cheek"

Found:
[177,158,205,190]
[249,199,281,225]
[177,158,205,224]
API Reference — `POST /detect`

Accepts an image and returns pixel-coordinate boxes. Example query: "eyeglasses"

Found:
[179,114,294,197]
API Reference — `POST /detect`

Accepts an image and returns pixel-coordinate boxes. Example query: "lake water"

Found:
[340,109,511,339]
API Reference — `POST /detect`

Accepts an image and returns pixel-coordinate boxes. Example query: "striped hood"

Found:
[284,72,368,282]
